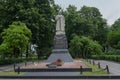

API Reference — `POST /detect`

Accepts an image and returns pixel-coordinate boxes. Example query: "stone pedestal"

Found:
[47,34,73,62]
[54,34,68,49]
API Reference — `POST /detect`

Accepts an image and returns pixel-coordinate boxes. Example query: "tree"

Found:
[69,35,103,58]
[107,29,120,49]
[107,18,120,50]
[111,18,120,30]
[0,0,55,58]
[88,40,103,55]
[0,21,32,58]
[0,43,12,59]
[64,5,108,48]
[69,34,82,58]
[64,5,78,42]
[79,6,108,44]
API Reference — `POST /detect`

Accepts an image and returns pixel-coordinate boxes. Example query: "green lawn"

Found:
[0,71,25,76]
[82,61,108,75]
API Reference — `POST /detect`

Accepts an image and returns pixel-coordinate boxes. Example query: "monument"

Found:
[18,14,92,76]
[47,14,73,62]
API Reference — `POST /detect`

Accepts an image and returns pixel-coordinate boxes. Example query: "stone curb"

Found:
[0,75,120,79]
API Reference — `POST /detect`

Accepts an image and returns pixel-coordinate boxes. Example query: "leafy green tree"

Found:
[88,40,103,55]
[107,29,120,49]
[64,5,78,41]
[111,18,120,30]
[79,6,108,45]
[107,18,120,50]
[69,35,103,58]
[0,0,56,58]
[64,5,108,48]
[0,43,12,59]
[0,21,32,58]
[69,34,82,58]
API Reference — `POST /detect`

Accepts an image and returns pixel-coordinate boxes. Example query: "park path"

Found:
[94,60,120,75]
[0,62,33,71]
[24,72,79,76]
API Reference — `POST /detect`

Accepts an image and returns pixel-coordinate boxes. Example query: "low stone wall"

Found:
[0,75,120,79]
[15,67,92,72]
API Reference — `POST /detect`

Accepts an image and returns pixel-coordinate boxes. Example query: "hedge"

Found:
[0,57,38,65]
[91,55,120,62]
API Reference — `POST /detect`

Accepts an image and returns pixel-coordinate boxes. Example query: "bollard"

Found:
[106,65,110,74]
[18,66,20,74]
[38,60,39,64]
[93,60,95,65]
[87,59,89,62]
[89,60,92,64]
[86,59,88,62]
[32,61,34,64]
[80,66,83,74]
[98,62,101,69]
[88,60,90,64]
[25,62,27,66]
[13,64,16,71]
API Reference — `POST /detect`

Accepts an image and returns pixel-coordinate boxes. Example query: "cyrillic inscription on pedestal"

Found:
[54,34,68,49]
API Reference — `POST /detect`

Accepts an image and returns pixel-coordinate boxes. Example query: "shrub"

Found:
[91,55,120,62]
[0,57,38,65]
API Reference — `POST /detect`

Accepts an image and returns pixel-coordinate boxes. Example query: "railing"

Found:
[86,59,110,74]
[15,66,92,74]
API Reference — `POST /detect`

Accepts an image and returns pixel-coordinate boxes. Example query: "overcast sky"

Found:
[54,0,120,25]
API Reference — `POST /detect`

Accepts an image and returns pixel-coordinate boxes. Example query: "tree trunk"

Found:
[13,47,16,58]
[26,46,28,59]
[83,48,86,58]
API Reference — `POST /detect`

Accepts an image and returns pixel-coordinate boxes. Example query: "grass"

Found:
[82,61,108,75]
[0,71,25,76]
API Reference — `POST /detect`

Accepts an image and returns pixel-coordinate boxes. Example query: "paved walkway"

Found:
[94,60,120,75]
[24,72,79,76]
[0,62,33,71]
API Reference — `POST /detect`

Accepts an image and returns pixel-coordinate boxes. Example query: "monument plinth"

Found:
[47,14,73,62]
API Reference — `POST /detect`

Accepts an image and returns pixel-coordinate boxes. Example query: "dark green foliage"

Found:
[69,35,103,58]
[0,57,37,65]
[64,5,108,47]
[91,55,120,62]
[111,18,120,30]
[69,34,82,58]
[0,0,56,58]
[107,29,120,49]
[107,18,120,50]
[1,0,120,61]
[0,21,32,58]
[108,48,120,55]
